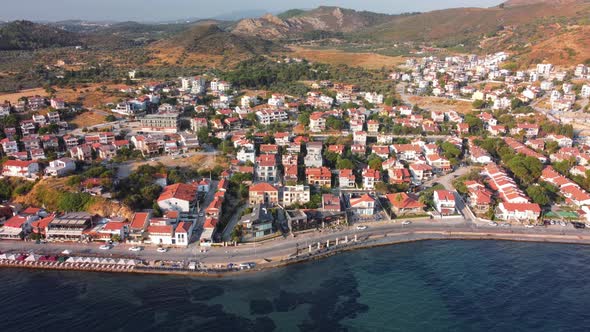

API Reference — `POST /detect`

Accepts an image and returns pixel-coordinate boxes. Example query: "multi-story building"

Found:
[282,185,311,206]
[139,113,179,134]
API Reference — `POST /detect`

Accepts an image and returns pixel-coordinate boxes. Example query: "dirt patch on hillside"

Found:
[407,96,474,114]
[288,46,405,69]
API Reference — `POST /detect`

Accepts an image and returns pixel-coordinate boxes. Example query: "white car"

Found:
[402,221,412,225]
[99,245,111,250]
[525,224,535,228]
[356,225,368,230]
[488,222,498,227]
[129,246,143,252]
[157,247,167,253]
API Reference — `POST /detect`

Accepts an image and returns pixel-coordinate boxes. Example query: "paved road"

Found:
[2,217,587,266]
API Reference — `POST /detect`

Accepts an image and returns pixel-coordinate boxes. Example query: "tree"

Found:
[336,157,354,170]
[368,157,382,171]
[526,185,550,206]
[298,112,311,127]
[472,100,487,109]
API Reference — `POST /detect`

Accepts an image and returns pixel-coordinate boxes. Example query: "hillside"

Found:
[158,23,279,56]
[0,20,81,50]
[357,0,590,66]
[233,6,394,39]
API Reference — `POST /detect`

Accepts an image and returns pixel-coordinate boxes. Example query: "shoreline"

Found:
[2,230,590,277]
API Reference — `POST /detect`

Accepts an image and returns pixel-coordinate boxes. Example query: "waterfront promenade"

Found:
[1,217,590,277]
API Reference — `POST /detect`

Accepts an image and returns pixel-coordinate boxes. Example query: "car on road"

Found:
[356,225,368,230]
[99,245,112,250]
[559,221,567,227]
[402,220,412,225]
[488,222,498,227]
[524,224,535,228]
[156,247,167,253]
[500,223,511,227]
[129,246,143,252]
[198,212,204,217]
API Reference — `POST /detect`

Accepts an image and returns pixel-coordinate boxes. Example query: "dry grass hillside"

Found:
[13,178,134,219]
[288,46,404,69]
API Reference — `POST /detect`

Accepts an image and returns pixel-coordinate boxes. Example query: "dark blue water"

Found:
[1,240,590,332]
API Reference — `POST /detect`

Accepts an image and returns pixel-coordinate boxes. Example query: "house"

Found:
[206,197,224,219]
[309,112,326,132]
[45,158,76,177]
[469,146,492,164]
[240,204,275,239]
[157,183,197,213]
[392,144,422,161]
[339,169,356,188]
[50,98,65,109]
[389,167,411,185]
[282,185,311,206]
[0,215,31,239]
[362,168,380,189]
[545,134,573,148]
[175,221,193,247]
[409,163,433,182]
[433,190,456,215]
[69,144,92,161]
[304,141,323,168]
[249,182,279,205]
[425,154,451,173]
[306,167,332,188]
[128,212,151,242]
[367,120,380,133]
[255,155,277,182]
[349,194,375,216]
[322,194,341,212]
[387,193,425,216]
[46,212,94,241]
[1,138,18,155]
[96,221,127,243]
[147,224,174,245]
[2,160,39,179]
[495,202,541,221]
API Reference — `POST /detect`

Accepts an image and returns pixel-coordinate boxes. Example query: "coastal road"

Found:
[2,218,588,266]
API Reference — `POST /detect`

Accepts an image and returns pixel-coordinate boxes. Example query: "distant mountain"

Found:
[212,9,269,21]
[0,20,81,50]
[160,24,280,56]
[232,6,393,39]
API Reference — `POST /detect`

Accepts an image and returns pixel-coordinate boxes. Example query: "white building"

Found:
[282,185,311,206]
[45,158,76,177]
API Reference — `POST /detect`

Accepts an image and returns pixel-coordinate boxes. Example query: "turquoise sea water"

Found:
[1,240,590,331]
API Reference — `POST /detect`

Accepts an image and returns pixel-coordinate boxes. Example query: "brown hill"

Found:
[358,0,590,66]
[157,23,279,56]
[502,0,582,7]
[233,6,393,39]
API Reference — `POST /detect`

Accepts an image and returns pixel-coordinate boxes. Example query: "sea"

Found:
[1,240,590,332]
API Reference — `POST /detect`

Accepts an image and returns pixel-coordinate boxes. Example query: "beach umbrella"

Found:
[91,257,101,264]
[7,254,16,261]
[106,258,117,265]
[25,255,38,262]
[0,254,7,259]
[116,259,126,265]
[66,257,76,263]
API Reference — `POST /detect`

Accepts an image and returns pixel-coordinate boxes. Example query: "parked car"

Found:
[157,247,168,253]
[129,246,143,252]
[488,222,498,227]
[402,220,412,225]
[356,225,368,230]
[99,245,112,250]
[524,224,535,228]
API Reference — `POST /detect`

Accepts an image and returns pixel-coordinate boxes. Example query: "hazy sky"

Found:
[1,0,504,22]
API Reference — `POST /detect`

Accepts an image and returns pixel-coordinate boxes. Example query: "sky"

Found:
[1,0,505,22]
